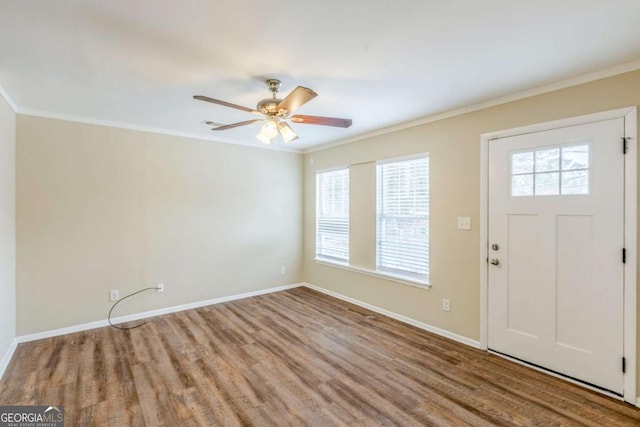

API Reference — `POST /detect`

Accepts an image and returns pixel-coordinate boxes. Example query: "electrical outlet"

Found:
[442,298,451,312]
[110,290,119,302]
[157,283,164,293]
[280,266,287,275]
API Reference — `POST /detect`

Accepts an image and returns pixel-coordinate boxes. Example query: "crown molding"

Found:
[304,58,640,153]
[0,84,18,112]
[15,108,303,154]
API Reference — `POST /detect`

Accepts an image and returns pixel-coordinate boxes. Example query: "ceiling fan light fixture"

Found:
[194,78,352,144]
[256,132,271,144]
[278,122,299,144]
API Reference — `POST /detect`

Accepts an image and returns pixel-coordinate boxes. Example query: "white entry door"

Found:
[488,118,625,394]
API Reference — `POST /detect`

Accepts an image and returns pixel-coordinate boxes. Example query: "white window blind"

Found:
[316,168,349,262]
[377,156,429,282]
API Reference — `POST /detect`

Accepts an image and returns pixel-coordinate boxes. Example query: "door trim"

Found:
[479,106,637,404]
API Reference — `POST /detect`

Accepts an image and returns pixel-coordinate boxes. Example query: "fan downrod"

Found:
[257,79,284,115]
[266,79,281,95]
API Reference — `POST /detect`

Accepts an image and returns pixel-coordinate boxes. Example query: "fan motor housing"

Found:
[257,98,284,115]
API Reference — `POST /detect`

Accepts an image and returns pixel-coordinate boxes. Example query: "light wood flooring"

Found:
[1,287,640,426]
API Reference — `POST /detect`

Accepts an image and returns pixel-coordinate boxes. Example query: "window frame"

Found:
[315,166,350,265]
[376,153,430,285]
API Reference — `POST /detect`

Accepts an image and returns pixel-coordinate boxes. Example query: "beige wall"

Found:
[16,116,303,335]
[0,92,16,363]
[303,70,640,391]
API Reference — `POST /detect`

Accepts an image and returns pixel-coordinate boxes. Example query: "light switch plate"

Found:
[458,217,471,230]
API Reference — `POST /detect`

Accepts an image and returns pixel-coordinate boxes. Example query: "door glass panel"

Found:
[561,170,589,195]
[535,148,560,173]
[512,152,534,174]
[512,174,534,196]
[510,143,590,197]
[535,172,560,195]
[562,145,589,170]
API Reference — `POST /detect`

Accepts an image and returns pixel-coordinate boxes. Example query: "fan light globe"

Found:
[261,121,278,138]
[278,122,298,143]
[256,132,271,144]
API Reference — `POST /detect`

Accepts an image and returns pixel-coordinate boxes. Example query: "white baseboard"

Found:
[302,282,481,349]
[0,338,18,381]
[17,283,304,344]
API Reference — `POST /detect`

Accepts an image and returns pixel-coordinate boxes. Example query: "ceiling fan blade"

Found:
[194,95,259,114]
[290,115,352,128]
[278,122,299,143]
[211,119,262,131]
[276,86,317,114]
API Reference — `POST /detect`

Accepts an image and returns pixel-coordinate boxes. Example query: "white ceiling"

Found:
[1,1,640,152]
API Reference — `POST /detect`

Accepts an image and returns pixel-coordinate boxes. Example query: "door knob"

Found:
[490,258,500,266]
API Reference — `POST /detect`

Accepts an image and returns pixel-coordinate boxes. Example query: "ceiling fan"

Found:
[194,79,352,144]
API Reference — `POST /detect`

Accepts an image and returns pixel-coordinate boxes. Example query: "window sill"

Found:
[314,258,431,290]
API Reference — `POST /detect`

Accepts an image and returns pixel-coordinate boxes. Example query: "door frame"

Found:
[479,106,637,405]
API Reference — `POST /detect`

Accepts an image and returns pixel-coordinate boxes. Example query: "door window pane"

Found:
[510,143,590,197]
[512,174,534,196]
[561,170,589,195]
[535,148,560,173]
[535,172,560,195]
[561,145,589,170]
[512,152,534,174]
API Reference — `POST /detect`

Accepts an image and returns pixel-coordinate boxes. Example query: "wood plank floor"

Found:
[1,287,640,426]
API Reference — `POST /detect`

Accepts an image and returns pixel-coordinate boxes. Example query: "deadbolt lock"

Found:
[491,243,500,251]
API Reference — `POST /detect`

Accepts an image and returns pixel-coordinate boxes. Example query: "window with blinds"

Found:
[376,156,429,283]
[316,168,349,263]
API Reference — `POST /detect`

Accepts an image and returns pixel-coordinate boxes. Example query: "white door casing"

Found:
[480,107,637,404]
